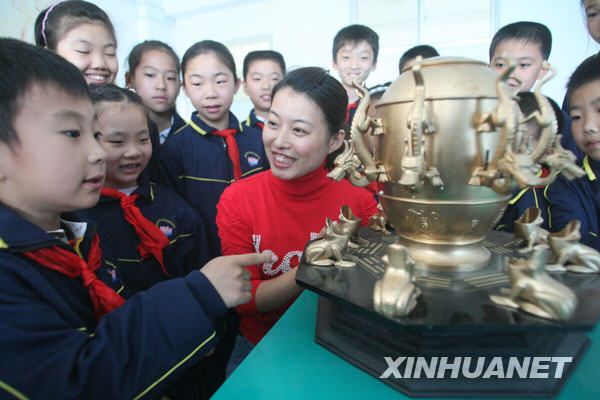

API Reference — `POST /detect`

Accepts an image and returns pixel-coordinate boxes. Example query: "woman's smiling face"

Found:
[262,86,343,180]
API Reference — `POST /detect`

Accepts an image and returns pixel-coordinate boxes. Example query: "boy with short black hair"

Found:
[242,50,286,131]
[0,38,273,399]
[332,24,379,131]
[489,21,551,93]
[489,21,581,231]
[545,54,600,251]
[398,44,439,73]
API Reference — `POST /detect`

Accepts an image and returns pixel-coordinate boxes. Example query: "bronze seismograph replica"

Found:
[297,56,600,398]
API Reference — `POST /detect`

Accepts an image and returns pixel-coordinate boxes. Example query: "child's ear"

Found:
[332,59,339,72]
[327,129,345,154]
[0,144,10,182]
[125,71,133,88]
[537,61,550,81]
[234,79,241,94]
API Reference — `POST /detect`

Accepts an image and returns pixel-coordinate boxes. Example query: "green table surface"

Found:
[212,291,599,400]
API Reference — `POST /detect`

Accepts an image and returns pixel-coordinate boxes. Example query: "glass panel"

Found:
[357,0,419,49]
[421,0,492,43]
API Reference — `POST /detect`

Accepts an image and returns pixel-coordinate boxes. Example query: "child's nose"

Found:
[91,50,108,70]
[584,117,599,135]
[124,143,143,158]
[88,137,107,165]
[205,82,218,98]
[156,76,166,90]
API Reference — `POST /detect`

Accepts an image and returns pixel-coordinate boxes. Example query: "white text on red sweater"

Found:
[252,233,319,276]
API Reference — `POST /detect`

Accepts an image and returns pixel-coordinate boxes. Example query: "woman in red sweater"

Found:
[217,67,379,375]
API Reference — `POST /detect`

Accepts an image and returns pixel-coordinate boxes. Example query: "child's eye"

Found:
[62,130,81,138]
[588,12,598,18]
[75,50,90,55]
[108,139,123,145]
[104,52,116,57]
[216,79,226,85]
[144,73,155,78]
[519,63,531,69]
[570,114,581,122]
[493,62,506,69]
[266,120,278,128]
[167,76,177,81]
[140,137,150,143]
[191,82,202,87]
[361,56,370,61]
[94,131,103,140]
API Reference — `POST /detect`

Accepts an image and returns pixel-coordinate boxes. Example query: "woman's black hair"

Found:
[271,67,347,169]
[34,0,116,50]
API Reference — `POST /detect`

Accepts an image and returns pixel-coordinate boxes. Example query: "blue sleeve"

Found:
[0,257,226,400]
[546,174,600,251]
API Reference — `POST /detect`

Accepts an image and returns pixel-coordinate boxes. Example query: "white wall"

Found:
[1,0,596,119]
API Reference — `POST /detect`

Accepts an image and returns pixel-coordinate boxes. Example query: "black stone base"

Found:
[315,297,590,398]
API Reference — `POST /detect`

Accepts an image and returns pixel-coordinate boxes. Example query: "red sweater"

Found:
[216,166,379,344]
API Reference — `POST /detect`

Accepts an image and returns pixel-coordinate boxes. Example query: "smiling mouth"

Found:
[85,74,109,83]
[120,163,141,173]
[272,152,295,167]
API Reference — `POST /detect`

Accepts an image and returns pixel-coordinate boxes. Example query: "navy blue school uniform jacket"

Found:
[76,177,211,295]
[244,108,264,131]
[159,112,268,256]
[160,111,187,145]
[495,184,549,232]
[0,205,225,399]
[545,155,600,251]
[144,116,165,185]
[169,111,186,137]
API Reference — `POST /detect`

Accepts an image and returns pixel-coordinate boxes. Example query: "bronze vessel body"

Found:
[330,56,578,271]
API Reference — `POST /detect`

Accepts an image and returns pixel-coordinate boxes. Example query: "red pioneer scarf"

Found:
[101,188,171,277]
[21,234,125,320]
[211,128,242,181]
